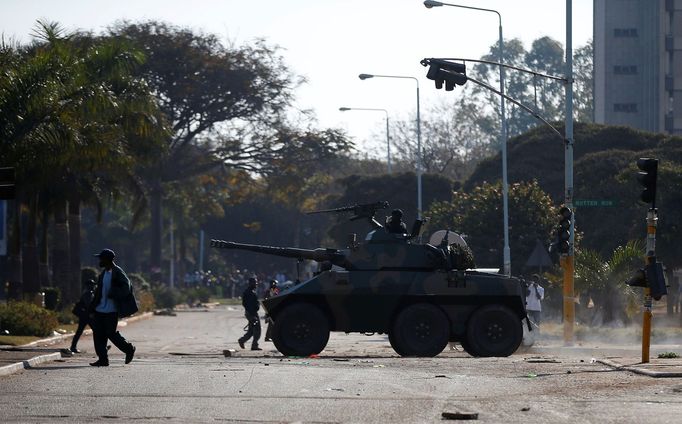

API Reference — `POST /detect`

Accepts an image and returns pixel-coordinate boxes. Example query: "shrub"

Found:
[152,286,180,309]
[0,301,59,337]
[42,287,61,310]
[136,290,155,312]
[184,287,211,304]
[129,273,151,291]
[56,306,77,325]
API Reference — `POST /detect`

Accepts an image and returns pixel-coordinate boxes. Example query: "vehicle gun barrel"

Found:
[306,201,388,216]
[210,239,348,267]
[306,201,389,229]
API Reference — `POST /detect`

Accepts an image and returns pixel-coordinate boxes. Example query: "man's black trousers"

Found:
[70,317,89,349]
[92,312,133,361]
[239,313,261,348]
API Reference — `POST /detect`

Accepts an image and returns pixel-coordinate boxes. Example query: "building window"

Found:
[614,65,638,74]
[614,28,638,37]
[614,103,638,113]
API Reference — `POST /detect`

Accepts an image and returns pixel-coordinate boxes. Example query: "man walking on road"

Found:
[90,249,136,367]
[238,277,262,351]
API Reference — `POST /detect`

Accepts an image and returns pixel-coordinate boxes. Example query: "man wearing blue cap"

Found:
[89,248,136,367]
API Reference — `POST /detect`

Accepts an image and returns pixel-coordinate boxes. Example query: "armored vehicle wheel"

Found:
[391,303,449,357]
[466,305,523,357]
[388,331,408,356]
[271,303,330,357]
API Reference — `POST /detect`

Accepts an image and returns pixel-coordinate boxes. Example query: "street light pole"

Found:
[424,0,510,276]
[359,74,422,219]
[339,107,392,173]
[563,0,575,345]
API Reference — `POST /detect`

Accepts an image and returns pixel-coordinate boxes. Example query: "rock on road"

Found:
[1,305,681,423]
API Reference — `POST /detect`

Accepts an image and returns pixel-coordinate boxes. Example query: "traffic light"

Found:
[549,206,572,255]
[636,158,658,206]
[422,59,467,91]
[557,206,572,254]
[0,167,15,200]
[627,261,668,300]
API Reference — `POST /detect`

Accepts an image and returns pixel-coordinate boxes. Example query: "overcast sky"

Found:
[2,0,593,156]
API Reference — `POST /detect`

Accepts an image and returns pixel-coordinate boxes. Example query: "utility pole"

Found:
[562,0,575,346]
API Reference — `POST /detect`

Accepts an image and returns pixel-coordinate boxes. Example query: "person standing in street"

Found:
[69,279,96,353]
[238,277,262,351]
[89,249,136,367]
[263,280,279,342]
[525,274,545,329]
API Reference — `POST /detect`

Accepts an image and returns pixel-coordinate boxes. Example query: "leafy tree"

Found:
[389,97,496,181]
[388,36,593,184]
[573,39,594,123]
[574,241,641,326]
[427,180,556,274]
[0,22,166,301]
[465,122,682,270]
[108,21,302,275]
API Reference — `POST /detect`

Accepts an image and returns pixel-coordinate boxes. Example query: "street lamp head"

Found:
[358,73,374,80]
[423,0,444,8]
[339,107,351,111]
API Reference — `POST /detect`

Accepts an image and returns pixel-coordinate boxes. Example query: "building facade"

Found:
[594,0,682,134]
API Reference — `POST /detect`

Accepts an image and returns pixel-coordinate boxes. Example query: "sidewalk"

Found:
[528,342,682,378]
[0,312,153,377]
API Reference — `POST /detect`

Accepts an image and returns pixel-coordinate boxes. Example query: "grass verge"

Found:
[0,335,41,346]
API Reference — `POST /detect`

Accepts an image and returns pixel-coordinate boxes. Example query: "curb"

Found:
[18,311,154,348]
[596,358,682,378]
[0,311,154,378]
[0,352,62,377]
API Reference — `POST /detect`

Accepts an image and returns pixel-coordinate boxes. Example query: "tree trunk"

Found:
[178,212,187,287]
[68,191,82,300]
[21,194,41,296]
[52,198,71,305]
[150,181,162,282]
[38,206,51,287]
[7,198,23,300]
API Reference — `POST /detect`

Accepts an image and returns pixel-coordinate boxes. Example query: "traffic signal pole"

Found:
[642,209,657,363]
[563,0,575,345]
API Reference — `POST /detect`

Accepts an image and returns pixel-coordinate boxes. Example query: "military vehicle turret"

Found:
[212,201,529,358]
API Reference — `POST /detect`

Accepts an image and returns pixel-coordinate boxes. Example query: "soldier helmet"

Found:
[391,209,403,218]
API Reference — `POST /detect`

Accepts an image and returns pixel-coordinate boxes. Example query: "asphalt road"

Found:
[1,306,682,423]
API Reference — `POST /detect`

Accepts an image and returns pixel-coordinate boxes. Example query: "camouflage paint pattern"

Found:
[212,229,527,343]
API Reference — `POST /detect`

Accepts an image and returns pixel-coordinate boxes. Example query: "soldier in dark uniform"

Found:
[263,280,279,342]
[238,277,262,350]
[385,209,407,234]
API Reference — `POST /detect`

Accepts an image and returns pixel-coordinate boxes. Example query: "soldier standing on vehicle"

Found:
[385,209,407,234]
[238,277,262,350]
[526,274,545,328]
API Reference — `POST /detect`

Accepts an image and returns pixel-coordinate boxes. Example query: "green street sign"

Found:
[573,199,616,207]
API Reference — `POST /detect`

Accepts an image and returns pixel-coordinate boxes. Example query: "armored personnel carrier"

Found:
[212,202,529,358]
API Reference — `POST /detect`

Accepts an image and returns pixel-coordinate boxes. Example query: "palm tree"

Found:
[1,22,167,302]
[574,240,643,326]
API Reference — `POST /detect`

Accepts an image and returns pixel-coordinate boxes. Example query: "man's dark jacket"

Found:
[242,288,259,315]
[91,264,138,318]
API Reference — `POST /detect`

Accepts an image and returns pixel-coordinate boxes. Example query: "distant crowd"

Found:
[182,269,294,299]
